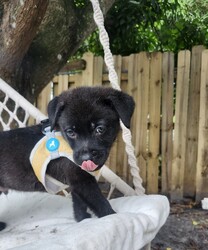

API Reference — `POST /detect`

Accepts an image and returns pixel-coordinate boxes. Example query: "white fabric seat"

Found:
[0,191,169,250]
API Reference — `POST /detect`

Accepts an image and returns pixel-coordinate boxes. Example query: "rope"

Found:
[90,0,145,194]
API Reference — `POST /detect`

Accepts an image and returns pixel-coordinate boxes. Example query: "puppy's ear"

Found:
[47,96,65,131]
[107,90,135,128]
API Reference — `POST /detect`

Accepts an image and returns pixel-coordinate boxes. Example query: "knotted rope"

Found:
[90,0,145,194]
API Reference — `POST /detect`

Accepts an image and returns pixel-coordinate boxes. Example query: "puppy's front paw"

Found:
[0,187,8,195]
[109,209,116,215]
[75,211,91,222]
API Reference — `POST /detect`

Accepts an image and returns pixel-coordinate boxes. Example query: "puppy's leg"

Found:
[69,170,115,221]
[47,159,115,221]
[72,187,115,221]
[71,192,91,222]
[0,222,6,231]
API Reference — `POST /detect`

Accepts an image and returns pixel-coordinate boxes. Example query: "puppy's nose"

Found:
[81,152,91,162]
[80,149,98,162]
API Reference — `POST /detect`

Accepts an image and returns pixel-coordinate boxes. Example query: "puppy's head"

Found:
[47,87,135,171]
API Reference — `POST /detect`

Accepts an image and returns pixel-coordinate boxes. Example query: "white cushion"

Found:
[0,191,169,250]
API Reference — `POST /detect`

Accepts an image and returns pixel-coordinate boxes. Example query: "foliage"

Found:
[77,0,208,56]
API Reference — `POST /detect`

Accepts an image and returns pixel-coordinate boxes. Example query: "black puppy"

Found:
[0,86,134,230]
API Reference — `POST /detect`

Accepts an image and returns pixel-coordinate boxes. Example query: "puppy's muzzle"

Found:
[80,148,98,162]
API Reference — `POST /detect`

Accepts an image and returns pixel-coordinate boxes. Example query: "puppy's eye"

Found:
[66,129,76,139]
[95,125,106,135]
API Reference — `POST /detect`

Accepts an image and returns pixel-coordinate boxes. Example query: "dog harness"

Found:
[30,120,101,195]
[30,124,74,194]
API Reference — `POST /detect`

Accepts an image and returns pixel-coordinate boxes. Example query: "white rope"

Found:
[90,0,145,194]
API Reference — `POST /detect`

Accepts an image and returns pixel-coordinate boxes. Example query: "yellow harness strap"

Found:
[30,132,73,194]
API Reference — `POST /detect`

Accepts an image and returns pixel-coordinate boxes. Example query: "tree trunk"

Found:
[0,0,115,103]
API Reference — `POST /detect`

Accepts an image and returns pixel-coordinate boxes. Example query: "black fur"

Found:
[0,222,6,231]
[0,86,135,229]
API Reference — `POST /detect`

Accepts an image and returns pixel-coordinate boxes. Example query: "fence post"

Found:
[117,56,129,182]
[161,52,174,195]
[131,52,150,188]
[81,53,94,86]
[171,50,190,201]
[37,83,52,115]
[57,75,69,94]
[147,52,162,194]
[196,50,208,201]
[184,46,205,198]
[93,56,103,86]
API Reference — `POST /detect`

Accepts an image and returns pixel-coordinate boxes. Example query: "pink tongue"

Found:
[81,160,98,172]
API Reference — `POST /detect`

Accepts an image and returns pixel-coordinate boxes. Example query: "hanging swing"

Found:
[0,1,169,249]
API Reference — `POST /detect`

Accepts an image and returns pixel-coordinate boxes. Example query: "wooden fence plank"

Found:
[37,83,51,115]
[196,50,208,201]
[113,55,122,86]
[147,52,162,194]
[108,139,118,174]
[122,56,129,75]
[161,52,174,194]
[171,50,191,200]
[133,52,150,188]
[57,74,69,94]
[108,55,122,174]
[184,46,205,198]
[93,56,103,86]
[53,82,58,97]
[93,56,104,86]
[119,73,130,183]
[125,54,137,183]
[81,53,94,86]
[115,131,126,179]
[74,73,82,87]
[128,54,137,146]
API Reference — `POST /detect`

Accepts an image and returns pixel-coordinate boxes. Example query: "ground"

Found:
[152,201,208,250]
[99,183,208,250]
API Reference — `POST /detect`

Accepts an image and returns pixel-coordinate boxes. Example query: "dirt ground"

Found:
[152,201,208,250]
[100,183,208,250]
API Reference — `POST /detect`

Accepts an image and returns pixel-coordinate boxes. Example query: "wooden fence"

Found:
[37,46,208,201]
